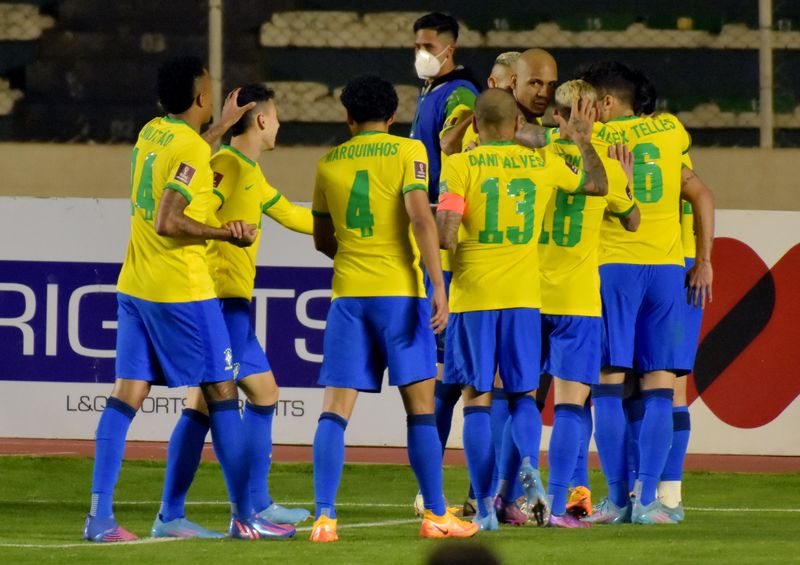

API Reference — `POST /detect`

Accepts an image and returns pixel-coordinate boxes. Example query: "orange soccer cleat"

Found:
[419,510,479,539]
[566,486,593,518]
[309,515,338,542]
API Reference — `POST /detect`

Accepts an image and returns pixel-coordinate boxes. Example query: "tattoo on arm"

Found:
[576,141,608,196]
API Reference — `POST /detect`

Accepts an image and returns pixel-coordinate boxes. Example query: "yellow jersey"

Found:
[439,141,585,313]
[679,150,695,260]
[208,145,313,300]
[539,123,636,316]
[312,131,429,299]
[461,117,542,153]
[599,113,691,266]
[117,116,217,302]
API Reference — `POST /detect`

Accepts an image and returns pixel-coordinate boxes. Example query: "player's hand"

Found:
[686,259,713,308]
[226,221,258,247]
[429,285,449,334]
[220,87,257,128]
[555,95,596,144]
[609,142,634,189]
[464,140,479,152]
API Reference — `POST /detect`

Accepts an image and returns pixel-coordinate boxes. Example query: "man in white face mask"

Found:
[409,11,482,520]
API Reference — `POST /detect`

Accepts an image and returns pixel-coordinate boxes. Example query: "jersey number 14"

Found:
[130,147,156,220]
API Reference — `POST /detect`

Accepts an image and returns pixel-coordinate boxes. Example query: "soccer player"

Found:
[437,88,608,530]
[308,74,478,542]
[151,83,313,538]
[580,62,714,525]
[539,80,640,528]
[83,55,283,542]
[440,51,522,156]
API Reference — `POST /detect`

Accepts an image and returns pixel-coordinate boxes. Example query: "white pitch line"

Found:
[295,518,419,533]
[0,538,181,549]
[684,507,800,513]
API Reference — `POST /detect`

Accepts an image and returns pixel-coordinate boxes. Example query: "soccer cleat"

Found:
[83,514,138,543]
[462,497,477,517]
[631,498,678,525]
[582,497,631,524]
[229,515,296,539]
[493,495,528,526]
[414,491,461,517]
[566,486,593,518]
[414,492,425,517]
[151,515,225,538]
[472,511,500,532]
[518,463,550,526]
[549,512,592,528]
[662,502,685,523]
[309,515,338,542]
[419,510,479,539]
[258,503,311,526]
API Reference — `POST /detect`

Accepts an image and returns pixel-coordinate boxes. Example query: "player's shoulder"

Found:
[210,150,242,185]
[592,121,625,146]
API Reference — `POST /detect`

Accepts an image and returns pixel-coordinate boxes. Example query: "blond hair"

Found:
[493,51,521,68]
[554,79,598,115]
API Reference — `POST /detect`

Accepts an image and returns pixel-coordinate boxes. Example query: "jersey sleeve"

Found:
[311,160,330,218]
[437,155,468,215]
[164,140,212,203]
[441,85,478,137]
[210,154,239,208]
[262,179,313,235]
[603,157,637,217]
[401,140,430,194]
[547,152,586,194]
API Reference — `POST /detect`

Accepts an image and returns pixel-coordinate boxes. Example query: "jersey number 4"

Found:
[346,170,375,238]
[479,178,536,245]
[130,147,157,220]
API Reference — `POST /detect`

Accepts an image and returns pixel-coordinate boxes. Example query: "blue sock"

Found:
[638,389,674,506]
[407,414,446,515]
[313,412,347,520]
[90,397,136,519]
[159,408,209,522]
[207,399,251,519]
[570,401,592,489]
[548,404,583,516]
[490,388,509,493]
[495,416,521,500]
[624,393,645,492]
[509,395,541,463]
[592,384,629,507]
[434,381,462,452]
[244,402,275,514]
[462,406,493,516]
[661,407,691,482]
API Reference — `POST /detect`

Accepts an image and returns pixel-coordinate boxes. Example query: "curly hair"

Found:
[157,55,206,115]
[340,75,398,124]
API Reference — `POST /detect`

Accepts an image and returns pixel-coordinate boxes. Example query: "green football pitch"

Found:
[0,456,798,564]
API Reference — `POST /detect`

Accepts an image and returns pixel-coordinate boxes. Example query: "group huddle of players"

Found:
[82,11,713,545]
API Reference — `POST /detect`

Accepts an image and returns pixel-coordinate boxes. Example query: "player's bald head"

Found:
[475,88,519,133]
[516,48,557,74]
[512,48,558,121]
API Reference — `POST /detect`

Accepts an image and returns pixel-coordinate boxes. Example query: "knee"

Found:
[201,379,238,403]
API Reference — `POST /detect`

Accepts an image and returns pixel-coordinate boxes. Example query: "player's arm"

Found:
[556,97,607,196]
[406,189,448,334]
[311,165,336,258]
[608,142,640,231]
[515,122,549,149]
[440,112,473,156]
[436,210,462,252]
[156,188,256,246]
[202,87,257,146]
[264,193,313,235]
[681,167,715,308]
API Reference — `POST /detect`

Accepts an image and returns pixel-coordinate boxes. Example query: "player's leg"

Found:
[428,270,460,453]
[587,264,643,523]
[658,375,690,520]
[153,386,222,538]
[623,373,644,492]
[461,385,498,530]
[85,293,154,542]
[566,398,593,518]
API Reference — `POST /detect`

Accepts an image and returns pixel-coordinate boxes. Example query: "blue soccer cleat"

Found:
[662,502,685,523]
[631,498,678,525]
[518,463,550,526]
[257,503,311,526]
[83,514,138,542]
[151,515,225,538]
[472,510,500,532]
[581,498,632,524]
[229,515,296,539]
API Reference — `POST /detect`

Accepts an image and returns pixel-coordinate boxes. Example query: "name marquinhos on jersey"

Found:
[324,142,400,162]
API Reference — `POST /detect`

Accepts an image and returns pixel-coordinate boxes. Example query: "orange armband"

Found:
[437,192,465,215]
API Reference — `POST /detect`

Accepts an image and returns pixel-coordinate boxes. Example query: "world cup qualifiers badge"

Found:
[224,348,233,371]
[414,161,427,180]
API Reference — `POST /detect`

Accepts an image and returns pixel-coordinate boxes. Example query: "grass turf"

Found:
[0,456,798,564]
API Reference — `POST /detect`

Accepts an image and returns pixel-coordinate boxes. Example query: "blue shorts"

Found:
[600,264,686,373]
[115,293,234,388]
[675,258,704,375]
[542,314,601,385]
[424,269,453,364]
[444,308,541,394]
[221,298,271,381]
[318,297,437,392]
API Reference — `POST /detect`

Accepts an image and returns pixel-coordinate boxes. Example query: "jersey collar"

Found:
[481,140,516,146]
[221,144,257,167]
[352,131,385,138]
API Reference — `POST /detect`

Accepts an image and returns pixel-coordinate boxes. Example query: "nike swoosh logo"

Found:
[244,184,254,191]
[432,523,448,535]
